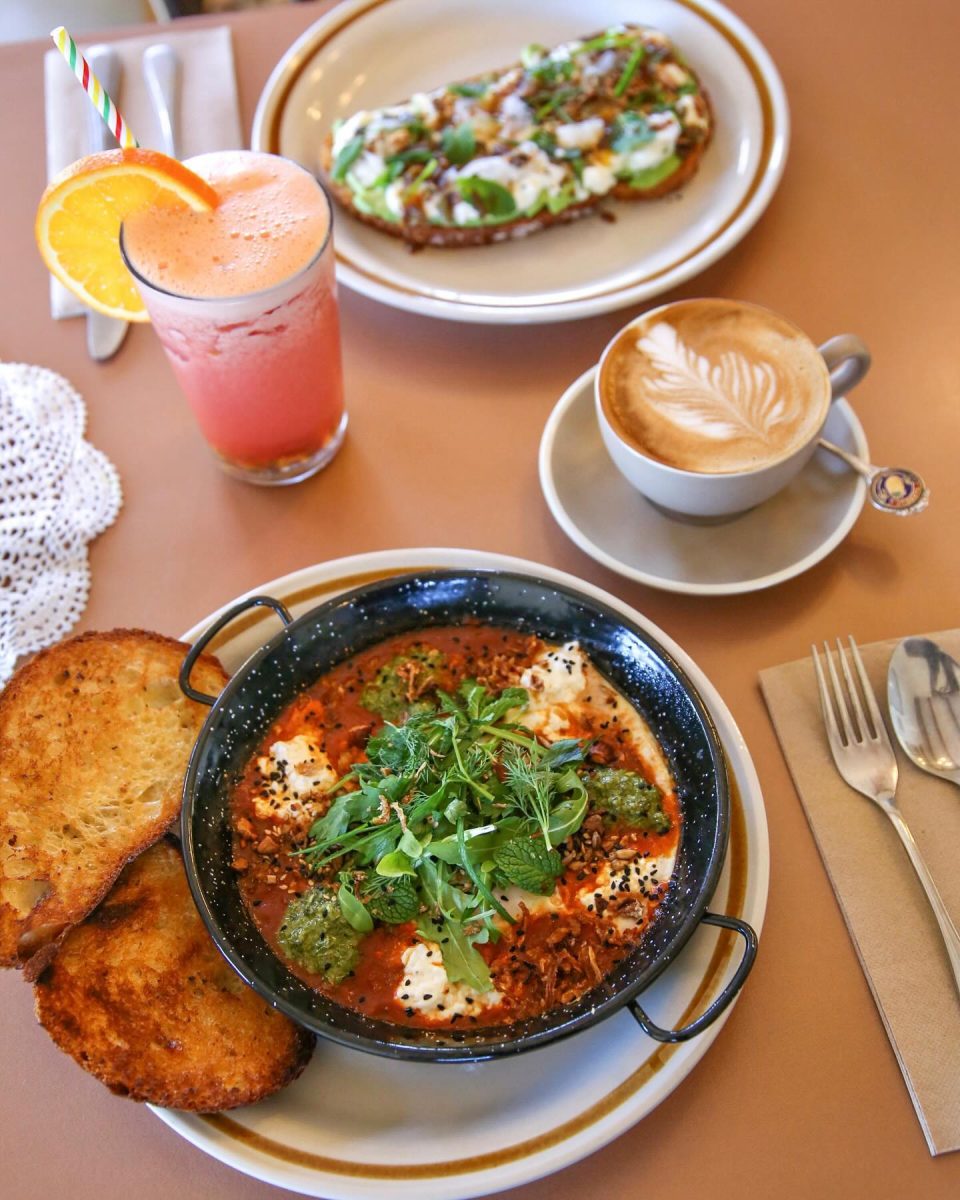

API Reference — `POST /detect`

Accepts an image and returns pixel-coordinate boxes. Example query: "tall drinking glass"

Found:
[121,151,345,486]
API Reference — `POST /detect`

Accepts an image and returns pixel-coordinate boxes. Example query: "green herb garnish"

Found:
[450,81,489,98]
[299,678,591,988]
[614,43,646,97]
[455,176,517,219]
[493,837,564,895]
[332,134,365,182]
[441,123,476,165]
[586,768,670,834]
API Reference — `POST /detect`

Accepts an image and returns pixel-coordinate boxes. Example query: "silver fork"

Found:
[812,636,960,998]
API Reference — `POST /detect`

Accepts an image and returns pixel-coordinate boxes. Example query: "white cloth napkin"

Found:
[0,363,122,684]
[43,26,244,319]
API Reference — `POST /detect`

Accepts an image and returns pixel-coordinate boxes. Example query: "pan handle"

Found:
[628,912,758,1043]
[179,595,293,705]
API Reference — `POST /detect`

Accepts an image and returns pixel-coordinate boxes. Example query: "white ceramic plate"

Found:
[252,0,788,323]
[540,369,870,596]
[156,549,769,1200]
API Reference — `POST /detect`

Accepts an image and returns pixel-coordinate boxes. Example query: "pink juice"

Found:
[122,151,345,485]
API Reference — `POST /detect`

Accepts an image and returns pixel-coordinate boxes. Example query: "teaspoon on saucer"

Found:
[888,638,960,787]
[817,439,929,515]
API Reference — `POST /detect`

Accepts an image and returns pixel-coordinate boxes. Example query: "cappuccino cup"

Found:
[596,298,871,521]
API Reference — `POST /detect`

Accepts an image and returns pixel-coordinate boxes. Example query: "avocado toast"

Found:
[319,24,713,247]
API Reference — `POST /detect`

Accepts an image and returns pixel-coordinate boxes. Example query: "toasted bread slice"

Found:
[319,25,713,248]
[0,629,227,975]
[34,840,314,1110]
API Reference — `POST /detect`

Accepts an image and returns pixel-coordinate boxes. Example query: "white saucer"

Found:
[539,369,869,596]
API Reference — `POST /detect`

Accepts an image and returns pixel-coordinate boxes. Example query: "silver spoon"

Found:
[888,637,960,786]
[818,439,929,515]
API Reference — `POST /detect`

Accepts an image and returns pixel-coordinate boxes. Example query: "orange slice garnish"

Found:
[35,148,218,322]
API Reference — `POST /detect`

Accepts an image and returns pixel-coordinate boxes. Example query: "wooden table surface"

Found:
[2,1,959,1197]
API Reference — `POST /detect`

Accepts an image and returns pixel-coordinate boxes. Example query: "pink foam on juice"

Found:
[123,151,344,476]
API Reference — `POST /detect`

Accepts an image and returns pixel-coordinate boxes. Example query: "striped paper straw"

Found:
[50,26,139,149]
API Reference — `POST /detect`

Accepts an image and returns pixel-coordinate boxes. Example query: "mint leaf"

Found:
[363,874,419,923]
[441,123,476,165]
[493,837,563,895]
[455,176,517,218]
[332,134,364,182]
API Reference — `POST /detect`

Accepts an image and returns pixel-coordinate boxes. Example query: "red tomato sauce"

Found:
[229,624,681,1028]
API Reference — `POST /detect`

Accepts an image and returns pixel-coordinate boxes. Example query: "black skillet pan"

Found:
[179,570,757,1062]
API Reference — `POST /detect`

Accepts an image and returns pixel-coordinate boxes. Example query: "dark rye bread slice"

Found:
[321,135,710,247]
[0,629,227,976]
[34,840,314,1110]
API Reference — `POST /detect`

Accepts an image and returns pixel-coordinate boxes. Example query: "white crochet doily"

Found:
[0,363,122,685]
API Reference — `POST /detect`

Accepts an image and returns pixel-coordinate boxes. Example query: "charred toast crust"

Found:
[34,840,314,1110]
[0,630,228,975]
[320,125,710,247]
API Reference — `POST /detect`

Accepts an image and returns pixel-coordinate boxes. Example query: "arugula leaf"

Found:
[332,134,364,182]
[455,177,517,218]
[441,123,476,165]
[417,913,493,993]
[493,838,564,895]
[478,687,528,724]
[308,790,381,843]
[540,738,587,769]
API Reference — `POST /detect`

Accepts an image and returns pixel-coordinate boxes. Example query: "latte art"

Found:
[600,300,831,474]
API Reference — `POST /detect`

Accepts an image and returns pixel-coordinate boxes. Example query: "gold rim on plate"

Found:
[258,0,782,311]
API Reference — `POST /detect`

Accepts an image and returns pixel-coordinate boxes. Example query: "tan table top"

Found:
[2,1,959,1196]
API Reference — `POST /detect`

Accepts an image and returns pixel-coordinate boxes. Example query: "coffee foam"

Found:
[600,300,830,474]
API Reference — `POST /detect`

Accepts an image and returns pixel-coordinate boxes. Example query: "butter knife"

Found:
[84,45,129,362]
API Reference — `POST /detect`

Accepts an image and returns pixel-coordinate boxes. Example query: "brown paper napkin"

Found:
[760,631,960,1156]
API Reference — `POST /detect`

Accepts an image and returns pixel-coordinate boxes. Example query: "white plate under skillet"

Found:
[251,0,789,324]
[539,369,870,596]
[158,549,769,1200]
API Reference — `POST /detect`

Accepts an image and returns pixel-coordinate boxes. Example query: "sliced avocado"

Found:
[623,153,681,191]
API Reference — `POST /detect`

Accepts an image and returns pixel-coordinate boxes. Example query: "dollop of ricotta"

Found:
[398,941,502,1019]
[254,735,336,823]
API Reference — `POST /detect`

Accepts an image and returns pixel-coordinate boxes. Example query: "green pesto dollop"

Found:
[587,768,670,834]
[360,647,445,721]
[277,887,362,983]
